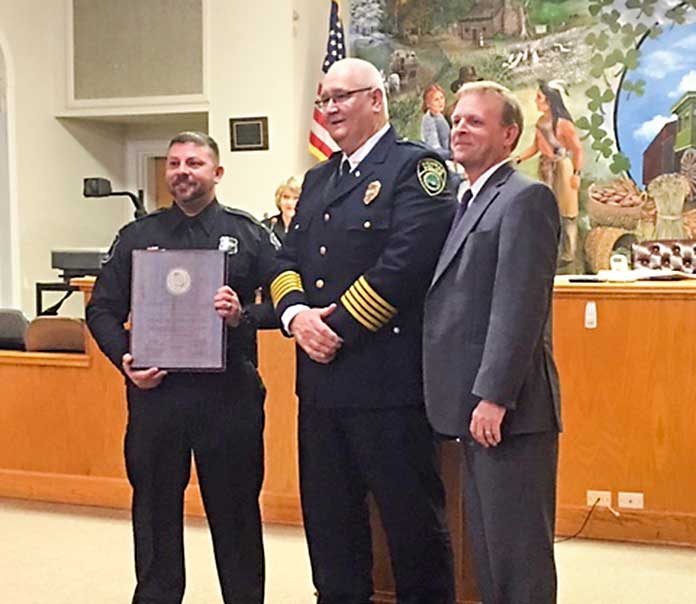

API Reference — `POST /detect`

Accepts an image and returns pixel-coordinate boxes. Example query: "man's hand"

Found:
[290,304,343,364]
[469,399,507,447]
[214,286,242,327]
[122,353,167,389]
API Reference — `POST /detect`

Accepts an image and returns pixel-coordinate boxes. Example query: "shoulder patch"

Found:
[258,220,282,250]
[417,158,447,197]
[269,231,282,251]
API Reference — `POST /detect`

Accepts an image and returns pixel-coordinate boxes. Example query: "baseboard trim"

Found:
[260,491,303,525]
[0,469,131,509]
[0,469,302,524]
[6,472,693,546]
[556,504,696,547]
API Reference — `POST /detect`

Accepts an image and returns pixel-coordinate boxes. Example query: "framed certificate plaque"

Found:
[130,249,227,371]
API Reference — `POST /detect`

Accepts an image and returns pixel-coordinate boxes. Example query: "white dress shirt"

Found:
[458,157,512,208]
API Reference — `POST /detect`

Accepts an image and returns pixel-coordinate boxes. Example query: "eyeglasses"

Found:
[314,87,374,111]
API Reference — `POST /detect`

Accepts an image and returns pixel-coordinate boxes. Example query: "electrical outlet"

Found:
[586,490,611,507]
[584,301,597,329]
[618,492,644,509]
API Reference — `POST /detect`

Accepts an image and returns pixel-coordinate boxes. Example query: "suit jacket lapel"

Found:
[431,163,515,288]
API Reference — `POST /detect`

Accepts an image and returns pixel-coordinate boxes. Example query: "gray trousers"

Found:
[462,430,559,604]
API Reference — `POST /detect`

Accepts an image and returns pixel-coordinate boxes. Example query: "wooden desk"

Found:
[0,278,302,523]
[554,278,696,546]
[3,277,694,600]
[0,278,478,602]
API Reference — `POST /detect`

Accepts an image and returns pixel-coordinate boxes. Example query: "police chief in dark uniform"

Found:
[270,58,456,604]
[86,132,278,604]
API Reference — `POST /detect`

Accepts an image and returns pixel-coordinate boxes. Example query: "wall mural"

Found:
[349,0,696,274]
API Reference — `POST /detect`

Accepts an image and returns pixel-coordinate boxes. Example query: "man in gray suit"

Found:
[423,81,562,604]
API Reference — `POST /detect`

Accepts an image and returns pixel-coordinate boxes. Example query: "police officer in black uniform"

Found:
[86,132,278,604]
[270,59,456,604]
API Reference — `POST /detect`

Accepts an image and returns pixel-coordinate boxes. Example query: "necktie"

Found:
[183,218,203,248]
[338,159,351,181]
[453,189,473,227]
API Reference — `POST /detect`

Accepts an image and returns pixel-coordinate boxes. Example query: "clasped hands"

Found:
[122,286,242,389]
[290,304,343,364]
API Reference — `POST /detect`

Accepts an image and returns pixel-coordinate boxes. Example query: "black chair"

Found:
[0,309,29,350]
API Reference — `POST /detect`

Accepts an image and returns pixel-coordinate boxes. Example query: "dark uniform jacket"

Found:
[87,200,279,375]
[261,214,290,244]
[270,127,456,408]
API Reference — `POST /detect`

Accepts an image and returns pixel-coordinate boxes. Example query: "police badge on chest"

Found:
[218,236,239,254]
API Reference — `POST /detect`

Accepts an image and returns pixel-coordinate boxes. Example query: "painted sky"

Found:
[616,19,696,186]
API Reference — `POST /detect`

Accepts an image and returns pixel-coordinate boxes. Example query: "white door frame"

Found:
[125,139,169,214]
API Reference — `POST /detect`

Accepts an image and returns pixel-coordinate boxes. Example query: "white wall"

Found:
[2,0,337,316]
[207,0,330,218]
[0,41,11,307]
[0,1,127,316]
[0,109,12,308]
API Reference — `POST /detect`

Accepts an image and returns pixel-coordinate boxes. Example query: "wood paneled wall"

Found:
[554,280,696,546]
[0,281,301,525]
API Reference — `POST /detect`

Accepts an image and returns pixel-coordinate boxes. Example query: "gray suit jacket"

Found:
[423,163,562,437]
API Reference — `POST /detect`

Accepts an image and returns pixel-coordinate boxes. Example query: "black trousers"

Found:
[299,405,455,604]
[125,365,266,604]
[461,430,559,604]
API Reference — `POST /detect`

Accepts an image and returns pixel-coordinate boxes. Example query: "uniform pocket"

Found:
[345,213,391,263]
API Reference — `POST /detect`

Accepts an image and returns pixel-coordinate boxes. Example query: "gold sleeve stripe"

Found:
[270,274,303,304]
[270,271,304,307]
[342,288,383,331]
[347,284,392,325]
[271,281,303,307]
[340,276,397,331]
[354,276,396,316]
[273,283,300,305]
[343,287,384,325]
[341,289,381,331]
[270,271,302,294]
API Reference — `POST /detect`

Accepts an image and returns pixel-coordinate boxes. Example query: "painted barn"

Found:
[456,0,525,45]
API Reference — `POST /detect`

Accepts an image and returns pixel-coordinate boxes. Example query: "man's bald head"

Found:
[317,58,390,156]
[324,58,389,117]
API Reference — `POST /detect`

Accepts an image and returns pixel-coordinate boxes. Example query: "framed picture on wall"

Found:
[229,116,269,152]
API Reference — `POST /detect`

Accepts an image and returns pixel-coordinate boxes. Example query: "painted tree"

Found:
[383,0,408,35]
[518,0,531,39]
[351,0,385,36]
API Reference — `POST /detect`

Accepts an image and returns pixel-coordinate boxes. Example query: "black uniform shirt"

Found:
[86,200,279,374]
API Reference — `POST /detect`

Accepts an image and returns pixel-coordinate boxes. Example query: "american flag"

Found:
[308,0,346,161]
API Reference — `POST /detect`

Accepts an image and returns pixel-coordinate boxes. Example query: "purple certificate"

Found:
[130,249,227,371]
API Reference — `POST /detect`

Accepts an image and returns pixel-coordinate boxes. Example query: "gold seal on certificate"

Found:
[166,268,192,295]
[130,249,227,371]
